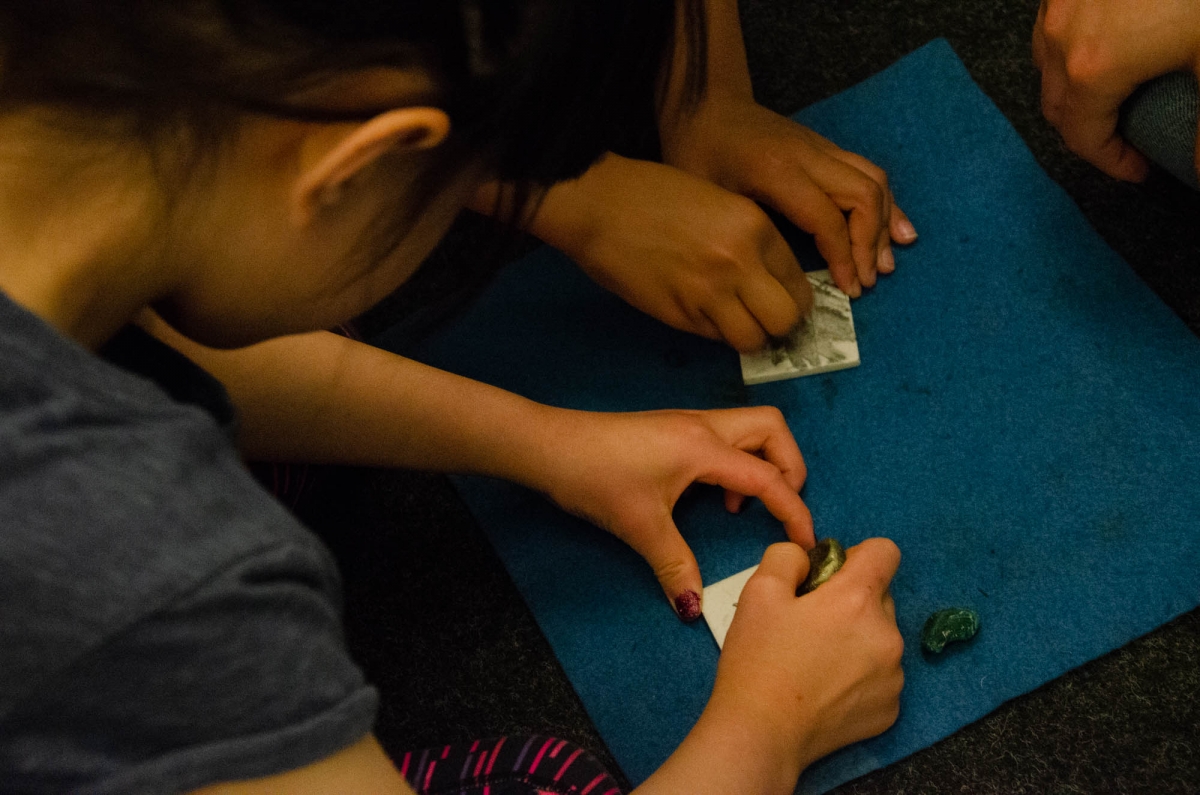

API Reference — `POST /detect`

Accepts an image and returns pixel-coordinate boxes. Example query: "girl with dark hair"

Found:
[0,1,904,792]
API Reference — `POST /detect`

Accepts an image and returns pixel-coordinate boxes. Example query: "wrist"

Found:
[486,402,583,496]
[659,94,745,174]
[636,695,805,795]
[519,158,617,256]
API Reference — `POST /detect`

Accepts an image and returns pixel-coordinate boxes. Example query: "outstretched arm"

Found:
[144,316,813,614]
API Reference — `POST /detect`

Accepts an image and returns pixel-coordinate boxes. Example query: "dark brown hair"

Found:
[0,0,707,319]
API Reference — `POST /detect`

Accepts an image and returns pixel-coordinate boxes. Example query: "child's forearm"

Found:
[661,0,753,124]
[633,705,806,795]
[144,316,559,483]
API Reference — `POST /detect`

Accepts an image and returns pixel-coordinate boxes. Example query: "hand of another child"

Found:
[707,540,904,781]
[1032,0,1200,182]
[532,406,814,620]
[661,98,917,299]
[524,153,813,354]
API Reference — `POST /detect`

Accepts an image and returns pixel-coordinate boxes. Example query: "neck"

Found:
[0,119,178,349]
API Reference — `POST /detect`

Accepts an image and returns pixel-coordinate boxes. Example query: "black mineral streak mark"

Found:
[978,588,990,598]
[822,377,838,409]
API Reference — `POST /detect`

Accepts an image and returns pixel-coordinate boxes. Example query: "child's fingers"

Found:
[697,445,815,548]
[705,299,769,354]
[759,229,815,322]
[890,204,918,246]
[702,406,808,493]
[838,538,902,598]
[810,137,903,288]
[749,542,812,596]
[738,273,804,342]
[624,511,706,623]
[753,165,861,298]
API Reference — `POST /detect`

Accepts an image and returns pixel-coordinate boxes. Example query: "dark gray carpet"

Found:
[299,1,1200,791]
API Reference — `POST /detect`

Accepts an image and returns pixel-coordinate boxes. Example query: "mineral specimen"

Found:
[921,607,981,653]
[798,538,847,595]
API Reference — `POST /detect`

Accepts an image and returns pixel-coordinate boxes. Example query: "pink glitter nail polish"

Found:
[674,590,702,623]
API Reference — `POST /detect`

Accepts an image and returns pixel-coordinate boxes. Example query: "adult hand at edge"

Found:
[1032,0,1200,182]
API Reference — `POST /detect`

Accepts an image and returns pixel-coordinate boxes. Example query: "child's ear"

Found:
[290,107,450,227]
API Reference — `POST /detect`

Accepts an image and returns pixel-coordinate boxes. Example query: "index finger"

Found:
[758,227,815,322]
[696,446,815,547]
[704,407,808,493]
[751,542,812,596]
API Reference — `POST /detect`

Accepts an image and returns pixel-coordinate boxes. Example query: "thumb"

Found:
[627,512,705,623]
[752,542,812,595]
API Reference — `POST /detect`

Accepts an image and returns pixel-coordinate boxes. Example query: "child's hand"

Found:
[532,406,814,619]
[518,153,813,354]
[636,540,904,794]
[661,98,917,299]
[718,540,904,782]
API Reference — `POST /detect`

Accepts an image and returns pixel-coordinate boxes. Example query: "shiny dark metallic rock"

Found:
[798,538,846,595]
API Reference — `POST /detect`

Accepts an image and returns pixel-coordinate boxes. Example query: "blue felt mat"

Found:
[377,40,1200,793]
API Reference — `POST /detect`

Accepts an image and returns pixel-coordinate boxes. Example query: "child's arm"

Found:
[467,1,918,356]
[470,154,813,354]
[658,0,917,298]
[143,316,813,611]
[190,541,902,795]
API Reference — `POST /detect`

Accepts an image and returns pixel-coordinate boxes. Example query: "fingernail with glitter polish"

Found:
[674,590,702,623]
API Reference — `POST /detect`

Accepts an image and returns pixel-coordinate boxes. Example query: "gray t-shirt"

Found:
[0,292,378,793]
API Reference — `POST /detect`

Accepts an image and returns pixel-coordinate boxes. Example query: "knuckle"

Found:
[851,156,889,189]
[839,587,871,616]
[883,699,902,730]
[729,195,770,232]
[856,178,886,211]
[1063,44,1112,89]
[653,556,695,585]
[738,575,773,606]
[1040,2,1070,42]
[878,630,906,669]
[754,404,787,426]
[672,415,712,443]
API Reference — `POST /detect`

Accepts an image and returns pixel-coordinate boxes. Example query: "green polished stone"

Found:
[799,539,847,595]
[921,607,981,653]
